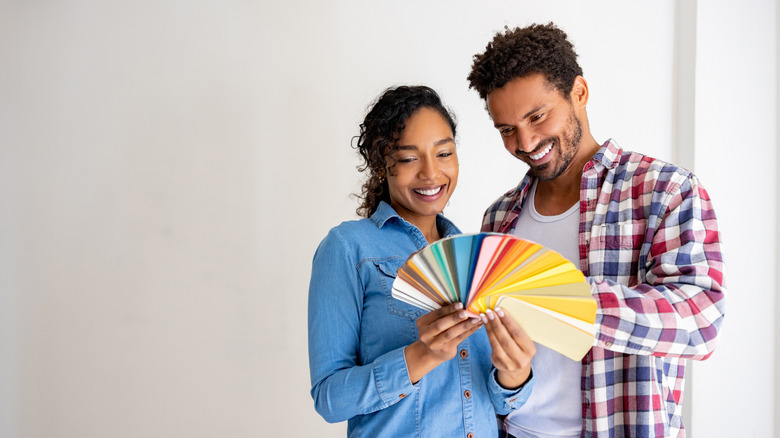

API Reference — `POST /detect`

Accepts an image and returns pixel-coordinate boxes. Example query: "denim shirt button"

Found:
[399,394,407,398]
[464,390,471,399]
[467,433,474,438]
[460,349,468,359]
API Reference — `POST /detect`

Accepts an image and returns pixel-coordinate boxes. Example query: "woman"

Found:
[308,86,536,437]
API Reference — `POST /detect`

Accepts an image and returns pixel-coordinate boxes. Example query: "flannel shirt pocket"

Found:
[590,220,647,285]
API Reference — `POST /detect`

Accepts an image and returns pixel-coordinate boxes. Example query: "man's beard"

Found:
[531,110,583,181]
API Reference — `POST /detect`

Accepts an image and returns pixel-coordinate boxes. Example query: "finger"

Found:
[419,307,471,342]
[451,318,483,344]
[495,307,535,352]
[429,306,474,335]
[484,309,531,365]
[418,302,464,325]
[417,303,465,333]
[486,309,520,350]
[482,313,511,365]
[431,317,482,348]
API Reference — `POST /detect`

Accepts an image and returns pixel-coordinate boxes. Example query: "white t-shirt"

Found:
[506,180,582,438]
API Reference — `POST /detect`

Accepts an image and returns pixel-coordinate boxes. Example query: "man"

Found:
[467,23,726,438]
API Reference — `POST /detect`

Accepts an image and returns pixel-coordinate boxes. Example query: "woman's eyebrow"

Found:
[397,137,454,150]
[434,137,455,146]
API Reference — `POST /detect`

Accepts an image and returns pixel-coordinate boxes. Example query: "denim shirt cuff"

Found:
[488,367,535,414]
[372,346,418,406]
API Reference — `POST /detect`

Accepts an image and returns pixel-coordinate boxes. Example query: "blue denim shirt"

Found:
[308,201,534,437]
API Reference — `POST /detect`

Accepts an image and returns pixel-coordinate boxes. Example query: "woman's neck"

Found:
[404,214,440,244]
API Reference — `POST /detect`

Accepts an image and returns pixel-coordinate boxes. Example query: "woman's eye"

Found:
[397,157,415,163]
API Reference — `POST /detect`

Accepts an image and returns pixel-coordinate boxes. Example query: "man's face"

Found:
[486,73,583,181]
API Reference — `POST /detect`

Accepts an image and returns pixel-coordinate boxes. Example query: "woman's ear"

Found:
[570,75,589,108]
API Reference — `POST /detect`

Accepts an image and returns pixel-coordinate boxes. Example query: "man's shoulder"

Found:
[481,178,530,232]
[597,140,693,179]
[595,146,712,206]
[611,148,694,185]
[485,184,523,214]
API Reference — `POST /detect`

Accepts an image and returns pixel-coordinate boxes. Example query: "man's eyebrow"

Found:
[522,104,547,120]
[493,104,547,128]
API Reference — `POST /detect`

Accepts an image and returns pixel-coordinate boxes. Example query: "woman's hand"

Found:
[404,303,483,383]
[481,308,535,389]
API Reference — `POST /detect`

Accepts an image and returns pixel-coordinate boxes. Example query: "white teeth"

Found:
[530,143,553,160]
[414,186,443,196]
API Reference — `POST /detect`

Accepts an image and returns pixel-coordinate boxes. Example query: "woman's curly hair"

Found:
[467,22,583,100]
[354,85,457,218]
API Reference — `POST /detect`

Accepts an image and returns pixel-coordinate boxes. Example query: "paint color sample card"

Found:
[392,232,597,361]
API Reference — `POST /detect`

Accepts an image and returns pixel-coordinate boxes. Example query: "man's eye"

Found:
[499,127,514,137]
[530,113,543,122]
[438,151,453,158]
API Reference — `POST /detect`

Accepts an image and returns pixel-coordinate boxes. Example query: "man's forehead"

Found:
[487,75,559,115]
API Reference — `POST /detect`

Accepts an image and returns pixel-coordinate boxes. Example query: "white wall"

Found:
[0,1,773,437]
[691,1,777,437]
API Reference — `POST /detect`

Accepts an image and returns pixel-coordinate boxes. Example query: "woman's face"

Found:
[386,107,459,226]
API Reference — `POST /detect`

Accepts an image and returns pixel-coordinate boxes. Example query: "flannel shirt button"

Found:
[605,341,613,347]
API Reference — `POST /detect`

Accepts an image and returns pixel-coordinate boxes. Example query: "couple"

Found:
[308,23,726,438]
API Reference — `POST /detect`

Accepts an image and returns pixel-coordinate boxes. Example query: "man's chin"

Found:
[530,164,555,181]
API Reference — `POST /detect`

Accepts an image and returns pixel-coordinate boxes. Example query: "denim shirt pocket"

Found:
[374,259,426,320]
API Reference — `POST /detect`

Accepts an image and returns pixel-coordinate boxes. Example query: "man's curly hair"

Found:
[467,23,583,100]
[353,85,457,218]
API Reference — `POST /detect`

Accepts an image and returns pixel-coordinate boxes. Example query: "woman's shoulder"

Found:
[316,217,382,254]
[325,217,379,240]
[314,216,412,270]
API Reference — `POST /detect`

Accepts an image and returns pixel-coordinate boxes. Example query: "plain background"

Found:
[1,1,777,437]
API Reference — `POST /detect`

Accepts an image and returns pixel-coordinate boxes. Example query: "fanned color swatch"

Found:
[392,233,597,361]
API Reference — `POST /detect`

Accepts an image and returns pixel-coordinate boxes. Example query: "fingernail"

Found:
[458,311,467,319]
[496,308,505,318]
[479,314,488,324]
[486,309,495,320]
[471,318,481,325]
[455,303,463,310]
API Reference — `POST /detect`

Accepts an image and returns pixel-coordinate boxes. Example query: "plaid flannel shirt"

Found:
[483,140,726,437]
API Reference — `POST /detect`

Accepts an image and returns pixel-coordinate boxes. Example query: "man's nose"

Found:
[509,128,539,154]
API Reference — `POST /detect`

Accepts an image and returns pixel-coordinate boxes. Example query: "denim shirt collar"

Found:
[370,201,461,239]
